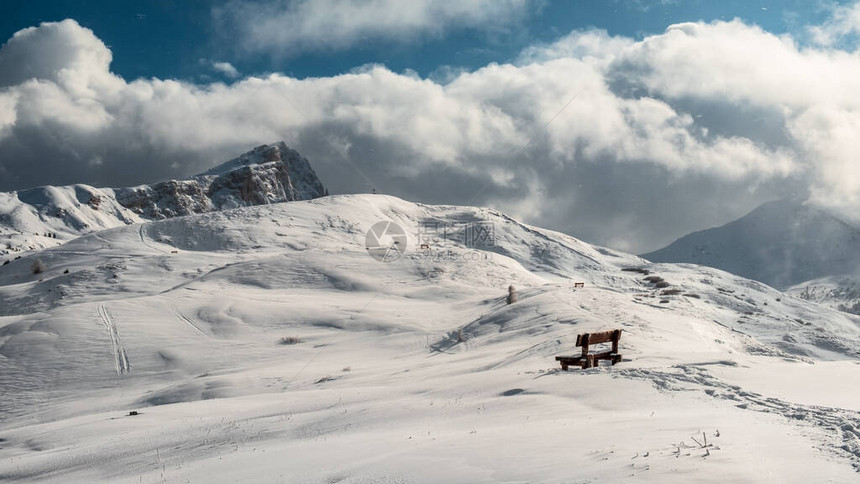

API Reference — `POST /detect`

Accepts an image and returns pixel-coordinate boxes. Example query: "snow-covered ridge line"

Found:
[0,142,326,259]
[641,199,860,289]
[641,198,860,318]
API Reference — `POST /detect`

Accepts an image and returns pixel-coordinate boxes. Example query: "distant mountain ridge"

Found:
[641,199,860,289]
[0,142,326,259]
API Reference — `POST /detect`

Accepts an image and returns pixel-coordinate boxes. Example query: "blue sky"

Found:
[2,1,860,252]
[2,1,843,82]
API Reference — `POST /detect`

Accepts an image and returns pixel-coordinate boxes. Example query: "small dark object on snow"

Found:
[506,285,517,304]
[501,388,525,396]
[63,269,69,274]
[556,329,622,370]
[573,282,585,288]
[128,411,139,416]
[622,267,650,275]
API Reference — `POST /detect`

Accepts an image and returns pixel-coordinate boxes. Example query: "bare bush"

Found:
[278,336,302,345]
[31,258,45,274]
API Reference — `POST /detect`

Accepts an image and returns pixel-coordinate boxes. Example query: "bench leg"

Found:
[561,363,568,371]
[582,354,595,369]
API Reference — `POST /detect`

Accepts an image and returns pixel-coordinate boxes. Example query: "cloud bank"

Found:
[213,0,531,54]
[1,16,859,252]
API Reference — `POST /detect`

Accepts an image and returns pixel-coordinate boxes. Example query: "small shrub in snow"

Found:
[278,336,302,345]
[31,258,45,274]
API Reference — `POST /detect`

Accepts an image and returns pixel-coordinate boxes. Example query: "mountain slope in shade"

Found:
[0,142,326,259]
[641,199,860,289]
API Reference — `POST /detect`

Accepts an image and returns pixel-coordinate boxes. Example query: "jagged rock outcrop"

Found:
[0,142,327,258]
[114,142,326,219]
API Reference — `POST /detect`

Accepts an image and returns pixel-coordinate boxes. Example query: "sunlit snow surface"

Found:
[1,195,859,482]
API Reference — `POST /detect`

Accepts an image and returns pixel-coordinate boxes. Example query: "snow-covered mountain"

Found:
[0,142,325,260]
[1,194,858,482]
[641,199,860,289]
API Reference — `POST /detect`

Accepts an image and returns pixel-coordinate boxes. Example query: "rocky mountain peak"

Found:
[114,142,326,220]
[1,143,327,258]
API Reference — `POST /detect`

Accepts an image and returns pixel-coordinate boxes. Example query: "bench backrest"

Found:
[576,329,622,354]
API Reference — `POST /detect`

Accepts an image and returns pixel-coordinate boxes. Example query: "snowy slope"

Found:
[0,195,859,483]
[788,274,860,316]
[641,199,860,289]
[0,185,143,255]
[0,142,325,261]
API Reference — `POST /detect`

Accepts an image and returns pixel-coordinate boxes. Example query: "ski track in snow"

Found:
[168,304,207,337]
[97,304,131,376]
[617,364,860,471]
[138,223,168,254]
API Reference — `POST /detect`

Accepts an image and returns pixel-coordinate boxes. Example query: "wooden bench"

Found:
[555,329,622,370]
[573,282,585,288]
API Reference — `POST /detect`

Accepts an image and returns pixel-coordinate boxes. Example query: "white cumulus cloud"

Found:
[809,1,860,46]
[212,61,240,78]
[213,0,531,54]
[2,18,860,252]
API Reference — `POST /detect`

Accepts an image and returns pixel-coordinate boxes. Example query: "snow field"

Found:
[0,195,858,482]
